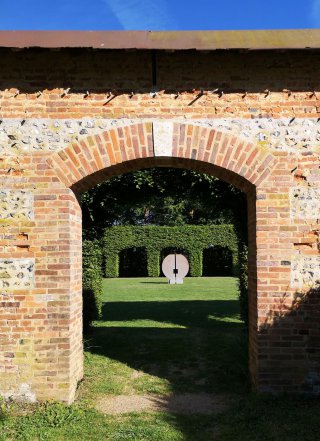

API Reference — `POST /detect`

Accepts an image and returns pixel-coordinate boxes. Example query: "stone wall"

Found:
[0,190,34,220]
[1,117,320,154]
[0,47,319,401]
[0,258,34,290]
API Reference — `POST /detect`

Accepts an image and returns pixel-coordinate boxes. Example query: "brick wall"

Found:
[0,48,319,401]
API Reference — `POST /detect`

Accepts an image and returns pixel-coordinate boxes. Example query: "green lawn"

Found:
[79,277,248,399]
[1,277,320,441]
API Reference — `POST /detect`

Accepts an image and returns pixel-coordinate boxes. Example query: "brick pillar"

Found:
[254,180,295,392]
[253,154,320,393]
[246,156,311,393]
[0,154,83,402]
[247,187,258,387]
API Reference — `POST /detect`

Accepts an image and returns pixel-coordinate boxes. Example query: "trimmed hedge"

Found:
[238,243,248,325]
[83,239,103,329]
[82,226,248,325]
[102,225,239,278]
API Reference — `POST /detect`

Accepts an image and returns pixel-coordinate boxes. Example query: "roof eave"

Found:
[0,29,319,51]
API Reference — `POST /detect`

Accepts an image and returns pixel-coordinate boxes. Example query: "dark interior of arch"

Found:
[119,247,148,277]
[202,246,233,277]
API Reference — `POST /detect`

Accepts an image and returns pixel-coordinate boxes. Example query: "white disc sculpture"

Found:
[162,253,189,284]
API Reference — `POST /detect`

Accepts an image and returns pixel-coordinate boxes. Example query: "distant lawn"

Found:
[79,277,248,399]
[1,277,320,441]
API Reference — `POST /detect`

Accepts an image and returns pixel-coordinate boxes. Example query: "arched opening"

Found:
[79,161,251,405]
[37,121,274,403]
[202,246,233,277]
[119,247,148,277]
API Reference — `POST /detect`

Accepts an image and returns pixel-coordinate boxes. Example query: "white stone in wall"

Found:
[290,187,320,219]
[2,383,36,403]
[0,190,34,220]
[0,259,35,290]
[291,256,320,289]
[153,121,173,156]
[0,118,138,154]
[1,117,320,155]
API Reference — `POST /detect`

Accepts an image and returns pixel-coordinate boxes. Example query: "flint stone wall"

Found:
[1,117,320,154]
[0,258,34,290]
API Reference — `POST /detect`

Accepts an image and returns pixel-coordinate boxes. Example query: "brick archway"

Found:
[48,122,276,193]
[2,119,318,403]
[44,121,276,402]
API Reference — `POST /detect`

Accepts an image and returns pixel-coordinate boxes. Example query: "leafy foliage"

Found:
[102,225,239,278]
[238,243,248,324]
[83,240,103,328]
[81,168,246,234]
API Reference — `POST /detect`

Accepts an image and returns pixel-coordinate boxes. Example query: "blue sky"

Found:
[0,0,319,30]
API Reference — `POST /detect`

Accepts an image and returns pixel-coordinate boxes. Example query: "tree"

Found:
[81,168,247,237]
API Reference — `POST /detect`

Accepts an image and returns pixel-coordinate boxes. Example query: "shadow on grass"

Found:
[101,299,240,328]
[83,288,320,440]
[85,300,249,396]
[139,282,168,284]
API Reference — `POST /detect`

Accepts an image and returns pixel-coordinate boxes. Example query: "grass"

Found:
[79,277,247,398]
[1,277,320,441]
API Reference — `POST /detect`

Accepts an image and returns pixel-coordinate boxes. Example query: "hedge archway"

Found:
[103,225,239,278]
[119,247,148,277]
[203,246,233,276]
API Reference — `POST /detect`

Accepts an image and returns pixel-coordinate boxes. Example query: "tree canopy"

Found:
[81,168,247,237]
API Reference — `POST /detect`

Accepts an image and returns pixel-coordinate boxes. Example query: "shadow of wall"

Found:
[1,48,320,94]
[259,285,320,394]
